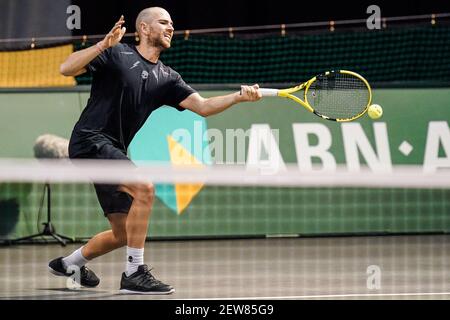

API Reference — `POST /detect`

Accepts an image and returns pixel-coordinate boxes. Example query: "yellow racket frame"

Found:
[276,70,372,122]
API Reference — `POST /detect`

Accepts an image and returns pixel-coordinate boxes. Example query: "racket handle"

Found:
[258,88,279,96]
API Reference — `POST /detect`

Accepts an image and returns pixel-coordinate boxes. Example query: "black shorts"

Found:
[70,142,134,216]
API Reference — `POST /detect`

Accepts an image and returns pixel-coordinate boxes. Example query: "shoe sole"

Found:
[119,288,175,295]
[48,266,99,288]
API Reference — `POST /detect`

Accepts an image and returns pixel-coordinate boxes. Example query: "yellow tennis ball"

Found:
[368,104,383,119]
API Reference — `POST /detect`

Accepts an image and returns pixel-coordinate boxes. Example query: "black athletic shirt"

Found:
[69,43,196,158]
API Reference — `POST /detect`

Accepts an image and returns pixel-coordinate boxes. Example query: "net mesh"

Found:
[1,25,449,88]
[0,45,76,88]
[306,72,369,120]
[75,25,450,86]
[1,160,450,241]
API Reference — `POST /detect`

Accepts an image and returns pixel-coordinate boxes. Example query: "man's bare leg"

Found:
[119,183,154,248]
[63,183,153,267]
[117,182,174,294]
[81,213,128,260]
[117,183,154,276]
[47,212,128,287]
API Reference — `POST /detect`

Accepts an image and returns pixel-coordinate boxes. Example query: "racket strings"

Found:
[306,73,370,120]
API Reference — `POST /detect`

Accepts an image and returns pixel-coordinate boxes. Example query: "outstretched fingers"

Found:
[104,15,126,48]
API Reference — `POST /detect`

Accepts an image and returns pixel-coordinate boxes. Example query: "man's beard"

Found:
[147,34,170,50]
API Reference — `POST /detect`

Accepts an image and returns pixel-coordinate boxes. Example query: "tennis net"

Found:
[1,159,449,242]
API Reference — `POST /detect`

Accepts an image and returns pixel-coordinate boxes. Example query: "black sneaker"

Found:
[48,257,100,288]
[120,265,174,295]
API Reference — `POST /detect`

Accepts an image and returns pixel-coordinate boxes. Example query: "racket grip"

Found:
[258,88,279,97]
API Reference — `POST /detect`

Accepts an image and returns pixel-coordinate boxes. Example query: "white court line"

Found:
[182,292,450,300]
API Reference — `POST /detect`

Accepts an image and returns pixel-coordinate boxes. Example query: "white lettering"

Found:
[226,128,250,165]
[66,265,81,290]
[423,121,450,173]
[66,5,81,30]
[342,123,392,172]
[366,265,382,290]
[204,128,223,164]
[247,124,285,175]
[366,5,381,30]
[292,123,336,172]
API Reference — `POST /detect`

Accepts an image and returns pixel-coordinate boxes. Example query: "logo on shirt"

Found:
[130,61,140,70]
[120,51,134,55]
[152,70,159,83]
[159,67,169,76]
[141,70,149,80]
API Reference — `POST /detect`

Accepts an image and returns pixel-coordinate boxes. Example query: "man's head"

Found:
[135,7,174,49]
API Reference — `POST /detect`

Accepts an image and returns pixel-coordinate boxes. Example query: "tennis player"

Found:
[48,7,261,294]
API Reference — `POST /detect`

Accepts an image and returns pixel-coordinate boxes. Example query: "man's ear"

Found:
[140,22,149,35]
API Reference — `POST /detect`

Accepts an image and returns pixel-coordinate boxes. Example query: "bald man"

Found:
[48,7,261,295]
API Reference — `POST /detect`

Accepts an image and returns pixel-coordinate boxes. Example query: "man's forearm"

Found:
[179,85,260,116]
[60,16,125,77]
[201,92,243,116]
[60,42,106,76]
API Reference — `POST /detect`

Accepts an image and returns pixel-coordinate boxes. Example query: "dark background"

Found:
[1,0,450,40]
[72,0,450,33]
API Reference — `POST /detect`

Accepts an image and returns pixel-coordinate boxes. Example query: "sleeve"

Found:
[86,47,113,73]
[162,72,197,111]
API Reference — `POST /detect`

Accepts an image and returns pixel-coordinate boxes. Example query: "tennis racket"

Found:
[258,70,372,122]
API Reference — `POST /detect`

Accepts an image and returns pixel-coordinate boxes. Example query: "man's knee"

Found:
[143,183,155,197]
[135,183,155,205]
[120,183,155,204]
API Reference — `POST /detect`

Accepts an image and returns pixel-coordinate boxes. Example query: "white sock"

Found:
[62,247,89,270]
[126,246,144,276]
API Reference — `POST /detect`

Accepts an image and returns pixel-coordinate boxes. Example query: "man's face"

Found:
[142,9,174,49]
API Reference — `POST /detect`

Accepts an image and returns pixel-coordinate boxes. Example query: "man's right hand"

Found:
[60,15,127,76]
[98,15,127,51]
